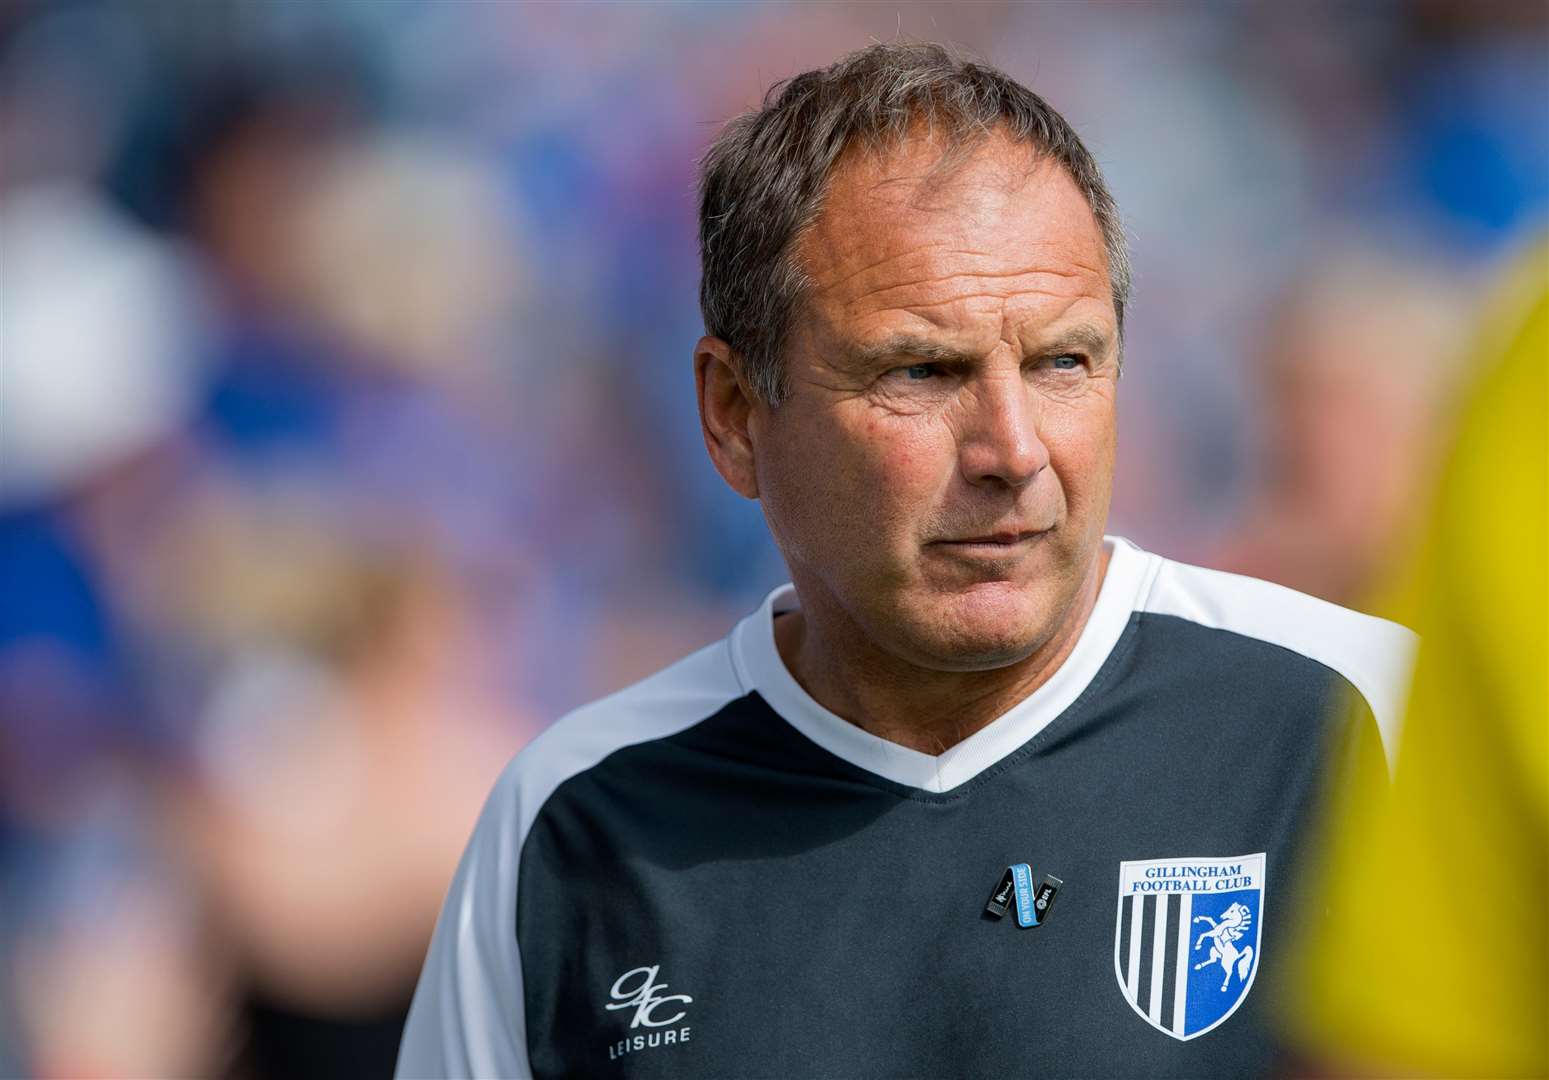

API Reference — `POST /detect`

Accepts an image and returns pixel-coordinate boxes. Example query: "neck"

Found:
[774,547,1110,756]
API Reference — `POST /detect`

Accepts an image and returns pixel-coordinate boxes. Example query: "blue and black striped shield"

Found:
[1113,853,1266,1041]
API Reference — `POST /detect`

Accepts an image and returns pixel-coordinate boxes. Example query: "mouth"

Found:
[929,527,1051,551]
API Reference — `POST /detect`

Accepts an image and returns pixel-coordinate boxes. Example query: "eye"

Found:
[892,363,938,380]
[1051,354,1085,371]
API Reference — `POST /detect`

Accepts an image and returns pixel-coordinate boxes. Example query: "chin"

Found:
[899,581,1056,671]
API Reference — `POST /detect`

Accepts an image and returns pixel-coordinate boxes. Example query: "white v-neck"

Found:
[728,536,1159,793]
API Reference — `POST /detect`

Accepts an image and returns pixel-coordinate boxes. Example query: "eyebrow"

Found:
[844,324,1115,368]
[844,333,978,368]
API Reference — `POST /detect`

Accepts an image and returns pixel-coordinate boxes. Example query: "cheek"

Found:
[869,420,918,476]
[765,416,948,541]
[1045,403,1117,506]
[861,420,955,512]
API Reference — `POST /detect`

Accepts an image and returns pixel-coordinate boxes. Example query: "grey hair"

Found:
[698,41,1131,405]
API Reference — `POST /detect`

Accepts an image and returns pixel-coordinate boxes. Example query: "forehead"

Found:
[794,131,1113,345]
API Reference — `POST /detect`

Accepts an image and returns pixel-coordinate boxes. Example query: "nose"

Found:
[956,373,1049,489]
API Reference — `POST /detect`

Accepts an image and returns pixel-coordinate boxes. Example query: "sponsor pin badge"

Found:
[1011,863,1037,926]
[1031,874,1062,922]
[985,867,1017,919]
[988,864,1062,928]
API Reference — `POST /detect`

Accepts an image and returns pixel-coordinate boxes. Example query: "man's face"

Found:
[750,132,1119,670]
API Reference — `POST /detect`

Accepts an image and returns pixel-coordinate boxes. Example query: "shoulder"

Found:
[491,636,749,844]
[1132,546,1418,760]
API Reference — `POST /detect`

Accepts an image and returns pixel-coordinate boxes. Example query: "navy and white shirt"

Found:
[396,537,1414,1079]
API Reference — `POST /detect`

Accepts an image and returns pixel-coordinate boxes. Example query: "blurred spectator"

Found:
[0,176,204,832]
[159,488,528,1077]
[0,182,205,506]
[1211,244,1472,608]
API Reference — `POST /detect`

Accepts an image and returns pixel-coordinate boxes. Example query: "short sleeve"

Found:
[397,763,532,1079]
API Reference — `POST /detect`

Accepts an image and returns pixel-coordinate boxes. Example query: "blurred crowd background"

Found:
[0,1,1544,1076]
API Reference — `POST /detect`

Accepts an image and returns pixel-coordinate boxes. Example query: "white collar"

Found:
[729,536,1157,793]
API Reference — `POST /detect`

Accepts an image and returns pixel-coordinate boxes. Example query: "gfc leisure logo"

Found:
[604,964,693,1062]
[1114,853,1266,1041]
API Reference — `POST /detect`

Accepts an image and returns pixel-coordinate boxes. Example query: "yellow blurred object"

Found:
[1286,245,1548,1077]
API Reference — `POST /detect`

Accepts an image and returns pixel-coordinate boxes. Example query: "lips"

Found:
[933,527,1050,546]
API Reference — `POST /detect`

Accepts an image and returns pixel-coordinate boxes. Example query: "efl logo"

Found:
[1113,853,1266,1041]
[603,964,693,1061]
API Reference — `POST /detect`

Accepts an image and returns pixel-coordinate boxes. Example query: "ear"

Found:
[694,335,760,499]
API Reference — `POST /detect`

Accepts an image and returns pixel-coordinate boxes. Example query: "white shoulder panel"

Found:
[506,637,747,841]
[396,638,746,1079]
[1141,557,1417,770]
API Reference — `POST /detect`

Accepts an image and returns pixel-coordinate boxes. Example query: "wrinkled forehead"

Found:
[792,131,1114,339]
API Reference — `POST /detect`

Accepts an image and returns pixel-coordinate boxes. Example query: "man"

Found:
[397,43,1414,1078]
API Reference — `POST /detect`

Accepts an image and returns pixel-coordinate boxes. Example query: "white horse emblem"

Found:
[1192,901,1255,991]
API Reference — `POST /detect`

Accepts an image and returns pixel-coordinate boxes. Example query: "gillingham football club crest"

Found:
[1113,853,1266,1041]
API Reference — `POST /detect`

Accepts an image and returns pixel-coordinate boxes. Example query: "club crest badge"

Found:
[1113,853,1266,1041]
